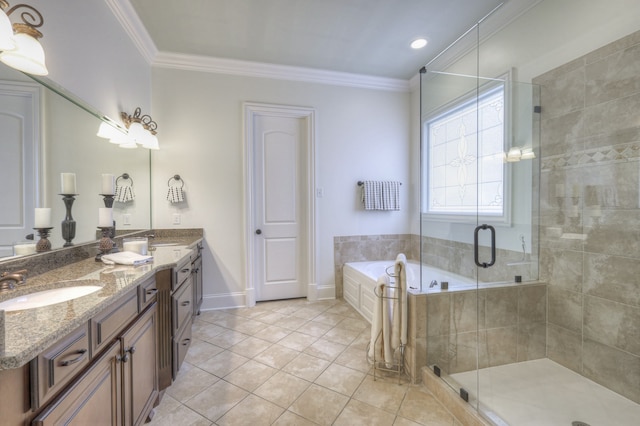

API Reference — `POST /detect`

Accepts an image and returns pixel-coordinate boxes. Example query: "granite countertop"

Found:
[0,236,202,370]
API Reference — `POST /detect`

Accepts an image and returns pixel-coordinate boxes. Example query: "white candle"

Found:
[34,208,51,228]
[14,243,36,255]
[98,207,113,227]
[61,173,77,194]
[101,174,115,195]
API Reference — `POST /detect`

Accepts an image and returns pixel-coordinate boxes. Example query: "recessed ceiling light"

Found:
[410,38,428,49]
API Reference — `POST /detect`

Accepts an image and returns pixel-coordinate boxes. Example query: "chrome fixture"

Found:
[0,269,27,292]
[429,279,438,288]
[0,1,48,75]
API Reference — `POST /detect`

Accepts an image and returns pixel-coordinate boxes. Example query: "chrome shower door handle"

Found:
[474,224,496,268]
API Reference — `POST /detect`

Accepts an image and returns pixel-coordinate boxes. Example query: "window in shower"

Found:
[424,82,507,221]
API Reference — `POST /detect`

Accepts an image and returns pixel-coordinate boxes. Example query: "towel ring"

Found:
[116,173,133,186]
[168,174,185,188]
[358,181,402,186]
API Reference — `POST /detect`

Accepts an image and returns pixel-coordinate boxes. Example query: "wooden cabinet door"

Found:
[32,340,122,426]
[121,304,158,426]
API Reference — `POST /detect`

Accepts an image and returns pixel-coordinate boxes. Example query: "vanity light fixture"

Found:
[120,107,160,150]
[0,1,48,76]
[505,146,536,162]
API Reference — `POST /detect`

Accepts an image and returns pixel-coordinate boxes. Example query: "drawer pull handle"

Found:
[122,352,130,363]
[181,338,191,346]
[127,346,136,355]
[60,349,88,367]
[146,288,158,295]
[181,301,190,307]
[180,268,190,273]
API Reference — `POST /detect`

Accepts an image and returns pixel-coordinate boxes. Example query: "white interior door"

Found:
[254,114,307,301]
[0,82,40,257]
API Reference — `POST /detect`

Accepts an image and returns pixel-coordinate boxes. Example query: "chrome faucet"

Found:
[429,279,438,288]
[0,269,28,292]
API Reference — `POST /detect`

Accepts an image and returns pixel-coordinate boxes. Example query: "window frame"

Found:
[421,73,512,225]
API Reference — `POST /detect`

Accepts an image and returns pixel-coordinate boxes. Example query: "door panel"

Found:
[254,115,306,301]
[0,84,39,257]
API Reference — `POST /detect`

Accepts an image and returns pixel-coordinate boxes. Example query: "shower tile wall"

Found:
[411,235,537,283]
[423,284,547,377]
[333,234,413,298]
[534,29,640,404]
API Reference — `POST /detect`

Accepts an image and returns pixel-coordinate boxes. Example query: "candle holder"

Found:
[34,227,53,253]
[60,194,78,247]
[95,227,114,261]
[100,194,119,252]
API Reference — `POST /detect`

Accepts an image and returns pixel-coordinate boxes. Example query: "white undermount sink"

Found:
[0,286,102,312]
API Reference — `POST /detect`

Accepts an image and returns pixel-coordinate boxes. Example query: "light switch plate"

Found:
[122,214,131,225]
[172,214,181,225]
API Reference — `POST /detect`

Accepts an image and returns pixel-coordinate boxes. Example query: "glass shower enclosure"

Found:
[418,20,542,423]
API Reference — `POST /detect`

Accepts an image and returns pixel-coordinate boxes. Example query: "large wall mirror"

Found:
[0,64,151,259]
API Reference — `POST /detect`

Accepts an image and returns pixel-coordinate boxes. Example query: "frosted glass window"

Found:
[425,85,505,217]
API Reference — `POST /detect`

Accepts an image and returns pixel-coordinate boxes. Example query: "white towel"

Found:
[115,184,135,203]
[362,180,400,211]
[368,275,387,363]
[392,253,408,348]
[167,186,185,203]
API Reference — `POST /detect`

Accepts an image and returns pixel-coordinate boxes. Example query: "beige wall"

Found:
[151,68,411,308]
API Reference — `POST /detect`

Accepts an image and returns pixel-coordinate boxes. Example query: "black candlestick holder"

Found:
[60,194,78,247]
[95,227,114,261]
[34,227,53,252]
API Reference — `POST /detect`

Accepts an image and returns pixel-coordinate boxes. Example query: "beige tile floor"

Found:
[149,298,461,426]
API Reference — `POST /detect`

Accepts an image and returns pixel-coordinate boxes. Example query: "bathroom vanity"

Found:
[0,232,203,425]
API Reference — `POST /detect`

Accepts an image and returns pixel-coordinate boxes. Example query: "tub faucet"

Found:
[429,279,438,288]
[0,269,28,292]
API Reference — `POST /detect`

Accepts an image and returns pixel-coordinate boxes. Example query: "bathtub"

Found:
[342,260,479,323]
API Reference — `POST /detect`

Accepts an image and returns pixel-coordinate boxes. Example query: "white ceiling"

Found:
[126,0,528,81]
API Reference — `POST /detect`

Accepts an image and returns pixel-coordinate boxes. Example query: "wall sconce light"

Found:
[504,146,536,163]
[96,109,160,150]
[0,1,48,76]
[120,108,159,150]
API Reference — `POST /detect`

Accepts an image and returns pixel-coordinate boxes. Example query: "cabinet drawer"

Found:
[91,288,138,354]
[172,278,193,334]
[30,323,91,409]
[173,260,191,291]
[172,316,192,379]
[138,275,158,311]
[32,340,122,426]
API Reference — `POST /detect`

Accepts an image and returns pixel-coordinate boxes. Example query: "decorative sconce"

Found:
[0,1,48,75]
[96,108,160,150]
[120,107,159,150]
[505,146,535,163]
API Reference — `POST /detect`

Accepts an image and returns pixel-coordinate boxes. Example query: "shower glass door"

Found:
[419,31,541,422]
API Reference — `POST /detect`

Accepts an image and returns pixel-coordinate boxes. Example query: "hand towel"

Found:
[167,186,185,203]
[362,180,401,210]
[115,184,135,203]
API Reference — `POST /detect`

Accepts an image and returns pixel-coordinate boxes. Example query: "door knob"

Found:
[255,229,262,235]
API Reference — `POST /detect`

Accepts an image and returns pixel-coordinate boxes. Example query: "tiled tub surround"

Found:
[534,30,640,404]
[414,234,539,284]
[333,234,414,298]
[0,230,203,369]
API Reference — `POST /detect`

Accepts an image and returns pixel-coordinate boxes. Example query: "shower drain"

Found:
[572,422,591,426]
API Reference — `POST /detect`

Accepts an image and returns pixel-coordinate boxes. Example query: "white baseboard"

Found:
[315,284,336,300]
[200,292,247,311]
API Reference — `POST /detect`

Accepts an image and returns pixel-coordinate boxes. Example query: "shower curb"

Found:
[422,366,498,426]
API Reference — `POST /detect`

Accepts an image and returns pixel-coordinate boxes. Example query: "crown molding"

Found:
[105,0,158,64]
[153,52,410,92]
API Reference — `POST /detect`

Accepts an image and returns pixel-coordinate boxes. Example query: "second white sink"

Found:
[0,286,102,312]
